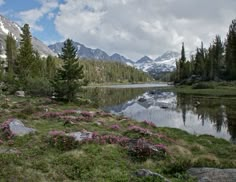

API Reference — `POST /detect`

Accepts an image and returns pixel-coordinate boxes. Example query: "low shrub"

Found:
[48,131,79,151]
[128,139,166,161]
[24,77,53,96]
[192,82,215,89]
[128,125,152,135]
[163,158,192,174]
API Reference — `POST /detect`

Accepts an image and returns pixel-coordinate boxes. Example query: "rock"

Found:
[138,97,146,102]
[159,103,170,109]
[15,91,25,97]
[187,168,236,182]
[0,147,20,154]
[9,119,36,136]
[67,131,93,141]
[135,169,170,182]
[148,90,156,95]
[194,101,201,107]
[128,139,166,157]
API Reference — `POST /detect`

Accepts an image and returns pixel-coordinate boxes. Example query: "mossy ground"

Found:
[0,96,236,181]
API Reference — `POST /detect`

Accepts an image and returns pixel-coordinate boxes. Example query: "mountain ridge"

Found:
[48,40,181,76]
[0,14,55,57]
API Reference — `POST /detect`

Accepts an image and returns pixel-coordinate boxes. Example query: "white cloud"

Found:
[54,0,236,60]
[0,0,4,6]
[18,0,59,31]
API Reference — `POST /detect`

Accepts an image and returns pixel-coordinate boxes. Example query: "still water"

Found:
[85,84,236,142]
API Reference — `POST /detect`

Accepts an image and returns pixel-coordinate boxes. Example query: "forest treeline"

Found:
[0,24,151,96]
[80,59,151,83]
[175,19,236,83]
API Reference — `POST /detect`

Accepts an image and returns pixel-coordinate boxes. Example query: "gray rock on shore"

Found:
[135,169,170,182]
[9,119,36,136]
[188,168,236,182]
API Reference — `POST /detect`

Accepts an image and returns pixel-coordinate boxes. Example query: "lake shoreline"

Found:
[0,95,236,181]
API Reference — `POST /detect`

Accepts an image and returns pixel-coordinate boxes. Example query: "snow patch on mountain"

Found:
[0,20,9,34]
[0,14,55,57]
[134,51,180,75]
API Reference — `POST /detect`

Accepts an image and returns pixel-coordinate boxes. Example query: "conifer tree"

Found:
[5,33,17,74]
[225,19,236,80]
[17,24,34,78]
[51,39,85,102]
[179,42,186,79]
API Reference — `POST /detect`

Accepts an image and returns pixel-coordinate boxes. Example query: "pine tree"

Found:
[211,35,224,80]
[225,19,236,80]
[17,24,34,79]
[5,33,17,74]
[51,39,85,102]
[179,42,187,79]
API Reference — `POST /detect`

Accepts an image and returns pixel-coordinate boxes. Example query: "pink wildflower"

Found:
[128,125,152,135]
[48,130,65,136]
[0,118,15,138]
[110,124,121,130]
[81,111,94,118]
[143,120,156,128]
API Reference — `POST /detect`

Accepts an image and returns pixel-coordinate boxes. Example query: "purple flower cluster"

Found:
[58,115,77,122]
[0,118,14,139]
[81,111,94,118]
[142,120,156,128]
[40,109,94,122]
[91,134,130,146]
[48,130,78,151]
[128,125,152,135]
[128,139,166,160]
[96,111,112,117]
[110,124,121,130]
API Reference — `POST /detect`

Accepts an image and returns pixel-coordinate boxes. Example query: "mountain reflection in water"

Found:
[85,86,236,142]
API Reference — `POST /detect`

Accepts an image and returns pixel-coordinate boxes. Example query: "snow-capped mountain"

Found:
[0,15,55,58]
[49,41,134,65]
[155,51,180,62]
[136,56,153,64]
[49,40,181,76]
[110,53,133,66]
[134,51,180,76]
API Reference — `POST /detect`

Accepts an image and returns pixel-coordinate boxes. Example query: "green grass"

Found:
[0,96,235,181]
[161,82,236,96]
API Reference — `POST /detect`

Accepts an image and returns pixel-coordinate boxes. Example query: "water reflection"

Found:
[84,86,236,142]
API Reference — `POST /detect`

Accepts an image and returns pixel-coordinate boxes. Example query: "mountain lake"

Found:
[85,83,236,143]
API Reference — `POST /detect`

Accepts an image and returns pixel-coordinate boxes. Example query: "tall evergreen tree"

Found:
[51,39,85,102]
[225,19,236,80]
[17,24,34,78]
[179,42,187,79]
[5,33,17,74]
[210,35,224,80]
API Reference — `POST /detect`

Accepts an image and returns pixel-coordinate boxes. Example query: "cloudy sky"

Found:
[0,0,236,60]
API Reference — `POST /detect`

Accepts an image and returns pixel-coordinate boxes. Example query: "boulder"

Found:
[138,97,146,102]
[9,119,36,136]
[187,168,236,182]
[15,91,25,97]
[67,131,93,141]
[135,169,170,182]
